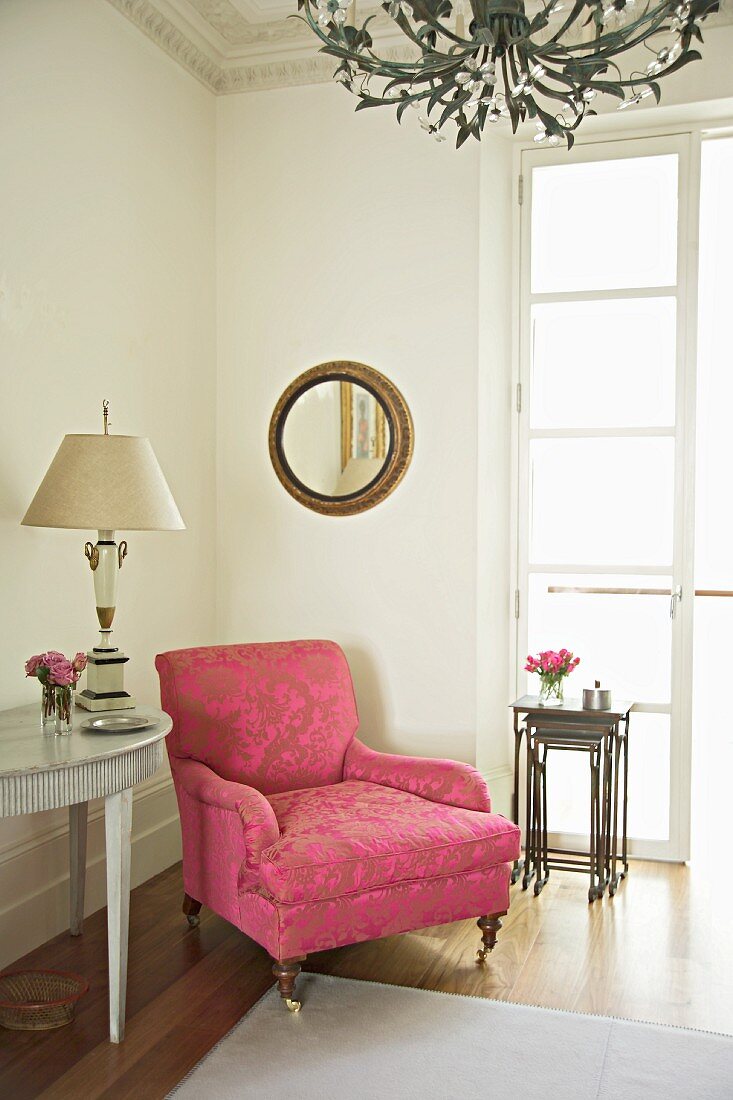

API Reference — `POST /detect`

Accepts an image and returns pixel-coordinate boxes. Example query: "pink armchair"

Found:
[156,640,520,1011]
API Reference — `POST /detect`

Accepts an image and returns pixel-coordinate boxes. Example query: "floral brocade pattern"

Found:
[173,757,279,869]
[262,781,518,904]
[239,863,513,959]
[156,641,359,795]
[157,640,520,962]
[344,737,492,812]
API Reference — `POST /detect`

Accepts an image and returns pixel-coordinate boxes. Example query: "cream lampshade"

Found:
[22,404,185,711]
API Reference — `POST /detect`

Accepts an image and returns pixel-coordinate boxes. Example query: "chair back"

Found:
[156,640,359,795]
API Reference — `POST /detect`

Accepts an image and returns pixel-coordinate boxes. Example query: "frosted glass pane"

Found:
[527,574,672,705]
[626,713,670,842]
[531,299,677,428]
[531,155,678,293]
[530,438,674,566]
[542,747,601,837]
[696,138,733,587]
[543,712,669,842]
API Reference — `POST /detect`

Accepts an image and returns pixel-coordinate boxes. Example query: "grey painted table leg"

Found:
[69,801,88,936]
[105,788,133,1044]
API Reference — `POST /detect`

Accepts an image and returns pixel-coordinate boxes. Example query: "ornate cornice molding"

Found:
[107,0,222,90]
[106,0,412,93]
[107,0,733,96]
[183,0,390,47]
[219,54,339,93]
[218,45,414,93]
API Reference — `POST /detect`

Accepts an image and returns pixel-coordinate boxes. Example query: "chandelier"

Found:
[298,0,718,147]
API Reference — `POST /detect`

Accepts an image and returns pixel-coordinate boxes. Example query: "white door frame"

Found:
[512,133,700,862]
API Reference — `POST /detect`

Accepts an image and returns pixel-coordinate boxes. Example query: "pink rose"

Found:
[527,647,581,681]
[48,659,76,687]
[72,652,87,673]
[41,650,64,666]
[25,654,44,677]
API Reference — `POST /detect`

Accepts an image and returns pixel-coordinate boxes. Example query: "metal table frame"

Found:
[509,697,632,902]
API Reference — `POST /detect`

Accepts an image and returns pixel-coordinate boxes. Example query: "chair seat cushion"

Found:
[259,780,520,904]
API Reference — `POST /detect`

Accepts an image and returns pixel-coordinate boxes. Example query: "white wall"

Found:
[475,136,514,809]
[216,84,497,765]
[0,0,216,966]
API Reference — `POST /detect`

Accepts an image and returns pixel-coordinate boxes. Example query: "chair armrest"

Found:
[173,757,280,872]
[343,738,491,813]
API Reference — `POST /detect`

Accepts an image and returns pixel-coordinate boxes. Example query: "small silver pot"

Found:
[583,683,612,711]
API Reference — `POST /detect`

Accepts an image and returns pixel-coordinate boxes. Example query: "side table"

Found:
[509,696,632,900]
[0,703,171,1042]
[530,722,609,902]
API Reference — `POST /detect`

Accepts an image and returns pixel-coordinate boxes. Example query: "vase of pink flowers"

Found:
[525,648,580,706]
[25,651,88,734]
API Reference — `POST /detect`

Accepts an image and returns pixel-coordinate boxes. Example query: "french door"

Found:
[515,135,697,862]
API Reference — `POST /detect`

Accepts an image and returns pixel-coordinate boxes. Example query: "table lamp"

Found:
[21,401,185,711]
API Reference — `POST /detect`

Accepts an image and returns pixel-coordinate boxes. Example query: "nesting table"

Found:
[0,704,171,1042]
[509,697,633,903]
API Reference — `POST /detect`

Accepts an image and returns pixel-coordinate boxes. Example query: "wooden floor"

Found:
[2,857,732,1099]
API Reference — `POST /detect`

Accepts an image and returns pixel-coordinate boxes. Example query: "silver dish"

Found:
[81,715,156,734]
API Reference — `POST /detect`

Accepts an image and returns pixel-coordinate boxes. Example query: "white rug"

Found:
[169,973,733,1099]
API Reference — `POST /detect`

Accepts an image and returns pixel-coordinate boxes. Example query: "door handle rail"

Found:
[547,586,733,597]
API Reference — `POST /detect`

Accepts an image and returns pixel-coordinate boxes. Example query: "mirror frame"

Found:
[269,361,414,516]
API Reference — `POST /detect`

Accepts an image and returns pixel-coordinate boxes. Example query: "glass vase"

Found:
[40,681,56,731]
[538,676,564,707]
[54,685,74,736]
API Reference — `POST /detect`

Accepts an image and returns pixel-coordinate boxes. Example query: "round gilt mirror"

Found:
[269,362,414,516]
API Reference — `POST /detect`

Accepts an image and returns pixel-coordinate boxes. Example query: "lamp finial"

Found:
[103,399,110,436]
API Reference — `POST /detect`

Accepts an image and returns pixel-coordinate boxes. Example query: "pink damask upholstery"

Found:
[156,641,520,976]
[262,781,518,903]
[343,737,492,812]
[158,640,358,794]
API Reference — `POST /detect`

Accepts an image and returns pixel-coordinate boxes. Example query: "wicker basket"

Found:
[0,969,89,1031]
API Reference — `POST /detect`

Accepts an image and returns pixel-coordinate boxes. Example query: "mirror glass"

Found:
[281,380,392,499]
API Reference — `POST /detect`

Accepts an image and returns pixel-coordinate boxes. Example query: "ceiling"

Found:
[108,0,733,95]
[213,0,304,30]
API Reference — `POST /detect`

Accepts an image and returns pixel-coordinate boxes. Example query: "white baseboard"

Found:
[483,765,513,819]
[0,778,181,970]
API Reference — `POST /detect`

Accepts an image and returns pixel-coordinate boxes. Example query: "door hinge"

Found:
[670,584,682,619]
[514,589,520,619]
[518,174,524,206]
[516,382,522,413]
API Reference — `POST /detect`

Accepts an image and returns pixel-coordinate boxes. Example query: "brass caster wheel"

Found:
[284,998,301,1013]
[476,948,489,965]
[186,914,200,928]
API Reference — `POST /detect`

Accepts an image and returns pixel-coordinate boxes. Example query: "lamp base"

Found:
[76,691,135,712]
[77,648,135,712]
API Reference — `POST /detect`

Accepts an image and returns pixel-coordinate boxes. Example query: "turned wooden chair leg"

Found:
[272,957,306,1013]
[476,912,506,964]
[182,893,202,928]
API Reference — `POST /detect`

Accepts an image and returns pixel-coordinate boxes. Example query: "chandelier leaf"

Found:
[296,0,719,147]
